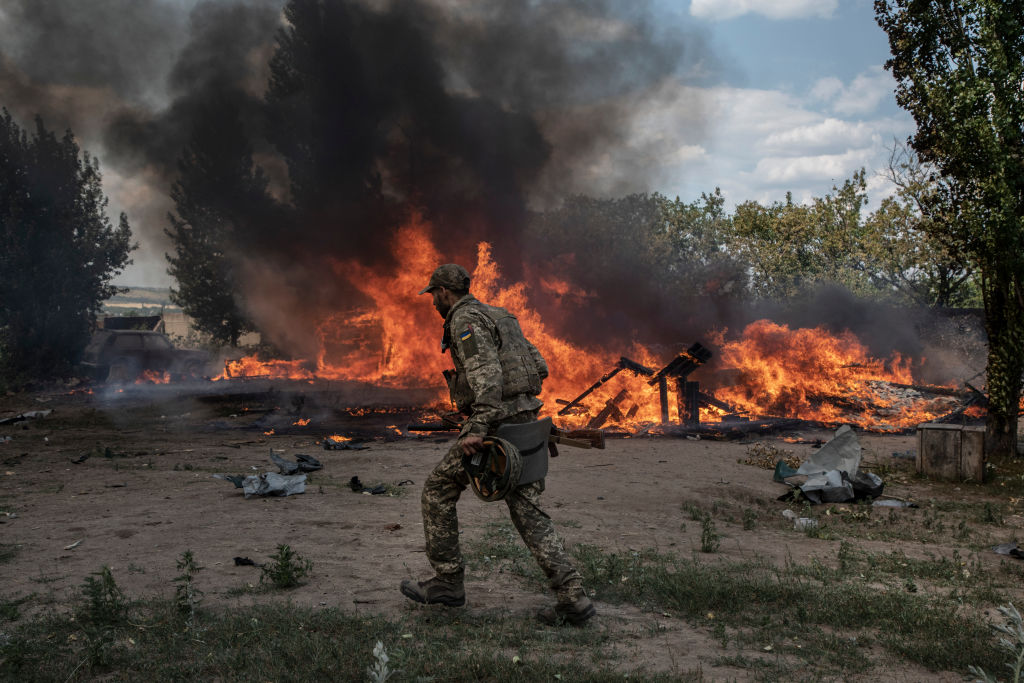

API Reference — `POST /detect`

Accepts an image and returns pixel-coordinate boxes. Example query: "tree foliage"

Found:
[657,189,748,298]
[868,144,979,307]
[165,95,271,346]
[0,110,133,385]
[725,166,981,307]
[731,172,876,300]
[876,0,1024,456]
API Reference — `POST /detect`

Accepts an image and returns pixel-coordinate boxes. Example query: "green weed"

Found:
[700,515,720,553]
[173,550,203,630]
[76,566,128,628]
[260,545,312,589]
[742,508,757,530]
[0,544,19,564]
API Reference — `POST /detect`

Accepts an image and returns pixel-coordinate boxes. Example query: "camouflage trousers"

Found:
[420,433,585,600]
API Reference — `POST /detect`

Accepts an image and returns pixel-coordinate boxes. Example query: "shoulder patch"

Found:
[457,325,479,359]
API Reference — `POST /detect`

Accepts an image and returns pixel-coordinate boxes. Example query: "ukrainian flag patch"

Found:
[458,326,478,358]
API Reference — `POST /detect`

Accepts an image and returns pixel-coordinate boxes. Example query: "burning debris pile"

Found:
[556,343,725,429]
[546,331,975,437]
[94,240,982,438]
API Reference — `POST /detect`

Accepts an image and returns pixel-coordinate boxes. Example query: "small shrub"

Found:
[701,515,720,553]
[174,550,203,629]
[75,566,129,669]
[982,502,1005,526]
[742,508,757,530]
[261,545,312,589]
[683,502,705,521]
[76,566,128,628]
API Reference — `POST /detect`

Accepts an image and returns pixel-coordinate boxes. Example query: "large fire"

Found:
[710,321,959,430]
[210,217,962,431]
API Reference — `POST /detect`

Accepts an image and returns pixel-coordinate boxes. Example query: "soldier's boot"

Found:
[399,575,465,607]
[537,594,596,626]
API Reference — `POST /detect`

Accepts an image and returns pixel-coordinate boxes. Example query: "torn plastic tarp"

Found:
[270,452,322,475]
[800,469,854,503]
[213,472,307,498]
[872,498,918,508]
[776,425,884,504]
[797,425,861,478]
[993,542,1024,559]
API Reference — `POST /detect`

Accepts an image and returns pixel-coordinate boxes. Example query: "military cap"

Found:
[418,264,471,294]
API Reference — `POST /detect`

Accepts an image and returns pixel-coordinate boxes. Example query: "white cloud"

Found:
[690,0,838,21]
[761,118,879,154]
[753,148,873,184]
[618,81,914,210]
[810,66,895,115]
[809,76,843,101]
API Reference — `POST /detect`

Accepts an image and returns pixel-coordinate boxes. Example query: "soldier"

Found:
[400,263,595,625]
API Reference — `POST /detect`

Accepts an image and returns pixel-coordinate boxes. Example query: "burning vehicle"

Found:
[79,329,212,383]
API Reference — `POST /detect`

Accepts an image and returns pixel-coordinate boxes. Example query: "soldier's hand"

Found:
[458,435,484,455]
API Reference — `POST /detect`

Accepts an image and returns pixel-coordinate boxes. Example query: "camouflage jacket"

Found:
[442,294,548,438]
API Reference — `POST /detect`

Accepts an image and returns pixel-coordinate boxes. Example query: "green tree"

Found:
[862,144,979,307]
[0,110,133,385]
[730,173,874,300]
[657,189,748,298]
[732,194,819,300]
[876,0,1024,457]
[166,95,271,346]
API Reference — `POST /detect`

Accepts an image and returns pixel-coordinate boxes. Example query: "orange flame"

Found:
[711,320,958,429]
[135,370,171,384]
[212,217,965,431]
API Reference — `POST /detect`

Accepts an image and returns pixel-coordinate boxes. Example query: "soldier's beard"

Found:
[435,301,451,318]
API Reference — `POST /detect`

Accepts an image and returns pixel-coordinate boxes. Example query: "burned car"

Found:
[79,330,211,382]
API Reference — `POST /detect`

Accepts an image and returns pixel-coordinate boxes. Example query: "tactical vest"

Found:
[445,301,543,411]
[485,303,544,398]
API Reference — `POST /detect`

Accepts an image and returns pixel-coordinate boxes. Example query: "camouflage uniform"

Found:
[421,292,585,602]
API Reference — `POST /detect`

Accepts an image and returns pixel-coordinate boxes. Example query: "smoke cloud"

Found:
[0,0,726,359]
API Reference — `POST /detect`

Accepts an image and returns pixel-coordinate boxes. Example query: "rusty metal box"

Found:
[916,423,986,482]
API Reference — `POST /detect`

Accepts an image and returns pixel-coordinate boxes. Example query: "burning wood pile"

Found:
[95,241,984,438]
[556,343,729,430]
[548,336,979,438]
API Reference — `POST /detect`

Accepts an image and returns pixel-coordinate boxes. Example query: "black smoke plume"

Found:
[1,0,719,355]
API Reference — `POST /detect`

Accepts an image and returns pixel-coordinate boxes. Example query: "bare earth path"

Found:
[0,384,1013,680]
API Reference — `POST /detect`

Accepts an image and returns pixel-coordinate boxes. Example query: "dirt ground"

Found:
[0,381,1013,681]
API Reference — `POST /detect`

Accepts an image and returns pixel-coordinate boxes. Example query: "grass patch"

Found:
[573,544,1004,676]
[0,594,34,622]
[0,543,20,564]
[0,590,686,681]
[464,521,546,586]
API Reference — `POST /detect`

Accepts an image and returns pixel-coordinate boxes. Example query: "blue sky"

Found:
[631,0,914,208]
